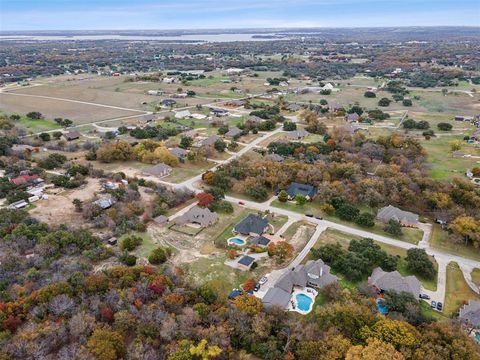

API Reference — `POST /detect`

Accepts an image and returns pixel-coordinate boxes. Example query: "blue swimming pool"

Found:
[296,294,313,312]
[228,237,246,246]
[377,299,389,315]
[475,332,480,343]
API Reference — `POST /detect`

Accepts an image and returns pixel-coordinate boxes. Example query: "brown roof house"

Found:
[368,267,421,298]
[225,126,243,138]
[63,131,81,141]
[376,205,419,227]
[143,163,172,178]
[173,206,218,227]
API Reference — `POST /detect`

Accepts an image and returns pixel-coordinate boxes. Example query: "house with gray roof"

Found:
[237,255,255,270]
[262,287,292,310]
[200,135,220,146]
[346,113,360,123]
[250,235,271,247]
[262,259,337,310]
[286,129,310,140]
[143,163,172,178]
[265,154,284,162]
[225,126,243,138]
[377,205,419,227]
[459,300,480,330]
[140,114,155,123]
[63,131,81,141]
[368,267,421,298]
[94,196,115,210]
[286,182,317,200]
[169,147,188,159]
[234,214,269,236]
[286,103,302,112]
[173,206,218,228]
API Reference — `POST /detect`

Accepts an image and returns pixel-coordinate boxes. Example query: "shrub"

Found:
[364,91,376,98]
[378,98,392,107]
[148,247,170,264]
[437,122,453,131]
[120,235,143,251]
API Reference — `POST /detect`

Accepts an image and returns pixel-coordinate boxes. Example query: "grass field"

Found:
[271,199,423,244]
[163,161,215,183]
[444,262,480,317]
[11,114,63,133]
[120,231,158,259]
[472,268,480,287]
[430,224,480,262]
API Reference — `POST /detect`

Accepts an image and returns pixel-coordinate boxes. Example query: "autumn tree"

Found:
[268,241,294,263]
[449,216,480,246]
[86,327,124,360]
[346,338,404,360]
[189,339,222,360]
[233,294,263,315]
[242,278,256,292]
[360,318,420,349]
[196,192,214,207]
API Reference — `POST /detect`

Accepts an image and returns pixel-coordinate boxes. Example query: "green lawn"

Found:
[265,213,288,233]
[14,115,62,133]
[120,231,158,259]
[444,262,480,317]
[283,221,316,241]
[430,224,480,262]
[472,268,480,288]
[163,161,215,183]
[271,199,423,245]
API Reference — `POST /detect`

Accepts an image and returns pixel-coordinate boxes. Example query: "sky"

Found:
[1,0,479,31]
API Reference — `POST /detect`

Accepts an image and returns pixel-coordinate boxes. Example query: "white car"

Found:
[258,276,268,285]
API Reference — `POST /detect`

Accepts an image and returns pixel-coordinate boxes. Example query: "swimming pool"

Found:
[377,299,389,315]
[475,332,480,343]
[296,294,313,312]
[228,237,246,246]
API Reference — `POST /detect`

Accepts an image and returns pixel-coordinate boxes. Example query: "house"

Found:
[143,163,173,178]
[286,103,302,112]
[161,99,176,107]
[329,102,343,112]
[245,115,264,125]
[265,154,284,162]
[368,267,421,298]
[94,197,115,210]
[286,129,310,140]
[10,174,40,185]
[173,93,188,99]
[163,77,176,84]
[153,215,168,225]
[140,114,155,124]
[147,90,164,96]
[8,200,28,209]
[346,113,360,123]
[107,237,117,246]
[173,206,218,227]
[200,135,220,147]
[174,110,191,119]
[322,83,334,91]
[183,129,198,138]
[455,116,465,121]
[377,205,419,227]
[286,182,317,200]
[459,300,480,331]
[63,131,81,141]
[191,113,207,120]
[234,214,269,236]
[169,147,188,159]
[237,255,255,271]
[250,235,271,247]
[210,108,229,117]
[262,259,337,310]
[225,127,243,138]
[225,68,245,75]
[223,100,245,107]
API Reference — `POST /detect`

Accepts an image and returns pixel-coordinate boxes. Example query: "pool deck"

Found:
[288,287,318,315]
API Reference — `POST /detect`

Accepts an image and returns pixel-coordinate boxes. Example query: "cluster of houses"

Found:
[7,174,47,209]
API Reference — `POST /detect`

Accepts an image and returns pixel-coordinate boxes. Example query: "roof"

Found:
[94,197,115,209]
[228,289,244,299]
[286,103,302,111]
[200,135,220,146]
[368,267,421,297]
[225,126,243,138]
[169,147,188,158]
[251,235,271,246]
[11,174,39,185]
[140,114,155,122]
[144,163,172,177]
[459,300,480,327]
[286,129,309,139]
[262,287,292,310]
[238,255,255,267]
[234,214,269,235]
[286,182,317,199]
[161,99,176,105]
[63,131,81,140]
[174,110,191,119]
[210,108,229,114]
[377,205,419,225]
[153,215,168,224]
[173,206,218,227]
[246,115,264,124]
[265,154,284,162]
[347,113,360,121]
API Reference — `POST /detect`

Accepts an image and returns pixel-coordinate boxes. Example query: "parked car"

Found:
[253,284,260,292]
[436,302,443,311]
[431,301,436,308]
[315,215,323,220]
[419,294,430,300]
[258,276,268,285]
[238,201,245,205]
[305,213,314,217]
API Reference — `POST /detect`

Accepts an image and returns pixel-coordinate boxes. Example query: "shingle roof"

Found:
[94,197,115,209]
[225,126,243,138]
[169,147,188,158]
[173,206,218,227]
[200,135,220,146]
[144,163,172,177]
[459,300,480,327]
[234,214,269,235]
[377,205,419,225]
[238,255,255,266]
[286,129,309,139]
[251,235,271,246]
[63,131,81,140]
[262,287,292,310]
[368,267,421,297]
[286,182,317,199]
